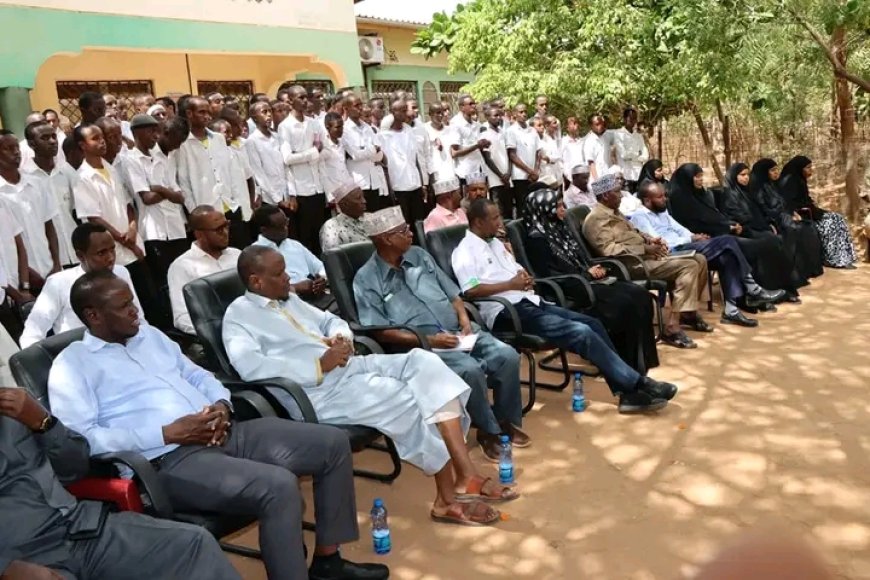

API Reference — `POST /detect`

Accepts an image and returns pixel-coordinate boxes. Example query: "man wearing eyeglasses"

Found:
[167,205,241,335]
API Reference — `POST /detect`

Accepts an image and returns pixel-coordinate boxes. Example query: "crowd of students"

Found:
[0,84,861,580]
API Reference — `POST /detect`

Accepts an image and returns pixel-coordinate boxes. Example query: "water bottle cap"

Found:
[574,372,582,379]
[500,434,510,443]
[373,498,383,508]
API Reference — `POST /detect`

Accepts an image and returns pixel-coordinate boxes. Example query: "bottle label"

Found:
[372,529,391,554]
[499,463,514,484]
[572,396,586,412]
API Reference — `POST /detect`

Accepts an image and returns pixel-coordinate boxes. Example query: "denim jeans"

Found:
[496,300,642,395]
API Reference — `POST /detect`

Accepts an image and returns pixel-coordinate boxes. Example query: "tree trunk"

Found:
[832,27,860,220]
[690,104,723,183]
[657,120,664,160]
[715,99,732,169]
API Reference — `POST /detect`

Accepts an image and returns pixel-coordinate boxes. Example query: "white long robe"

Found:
[222,291,471,475]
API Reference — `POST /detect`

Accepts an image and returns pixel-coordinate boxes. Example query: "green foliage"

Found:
[410,5,466,60]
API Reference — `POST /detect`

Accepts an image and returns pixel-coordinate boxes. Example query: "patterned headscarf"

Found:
[522,188,587,271]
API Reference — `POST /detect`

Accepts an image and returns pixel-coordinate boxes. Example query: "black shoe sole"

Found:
[720,316,758,328]
[618,399,668,414]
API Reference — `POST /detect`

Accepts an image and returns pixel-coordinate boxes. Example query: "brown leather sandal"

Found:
[455,475,520,503]
[430,501,500,526]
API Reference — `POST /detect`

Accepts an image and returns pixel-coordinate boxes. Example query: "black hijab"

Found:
[750,158,786,221]
[639,159,666,184]
[778,155,814,212]
[722,162,769,231]
[522,188,589,272]
[668,163,733,236]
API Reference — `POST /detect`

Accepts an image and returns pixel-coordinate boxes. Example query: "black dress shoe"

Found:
[640,377,678,401]
[309,558,390,580]
[721,311,758,327]
[618,391,668,414]
[746,288,786,306]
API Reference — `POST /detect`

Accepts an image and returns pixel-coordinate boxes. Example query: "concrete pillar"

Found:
[0,87,34,138]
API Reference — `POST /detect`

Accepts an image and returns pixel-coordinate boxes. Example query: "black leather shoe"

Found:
[746,288,786,306]
[640,377,678,401]
[476,431,502,463]
[618,391,668,414]
[721,311,759,327]
[309,558,390,580]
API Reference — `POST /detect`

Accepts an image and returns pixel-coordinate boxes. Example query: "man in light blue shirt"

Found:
[250,204,332,309]
[631,180,785,327]
[47,270,389,580]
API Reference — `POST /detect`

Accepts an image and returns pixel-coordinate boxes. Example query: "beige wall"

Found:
[357,22,450,69]
[31,50,345,112]
[0,0,357,32]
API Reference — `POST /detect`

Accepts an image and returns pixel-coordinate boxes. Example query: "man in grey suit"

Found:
[0,385,241,580]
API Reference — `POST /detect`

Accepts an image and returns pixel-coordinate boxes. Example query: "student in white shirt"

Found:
[0,130,61,283]
[505,103,542,218]
[218,107,256,226]
[406,98,433,190]
[561,116,586,182]
[0,199,32,306]
[537,115,563,190]
[174,97,245,248]
[583,113,614,180]
[424,102,456,183]
[480,104,512,216]
[246,101,292,209]
[613,107,650,193]
[319,112,354,204]
[379,100,429,229]
[43,108,67,152]
[449,94,486,184]
[125,113,189,298]
[20,223,144,347]
[209,118,254,251]
[22,121,78,268]
[377,90,410,132]
[167,205,242,335]
[278,85,328,256]
[0,257,19,385]
[342,95,390,211]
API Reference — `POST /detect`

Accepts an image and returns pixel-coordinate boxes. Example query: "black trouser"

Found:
[395,188,432,233]
[0,298,23,344]
[506,180,532,219]
[491,185,515,219]
[144,238,190,330]
[294,193,329,256]
[363,188,394,212]
[225,208,250,250]
[125,259,159,325]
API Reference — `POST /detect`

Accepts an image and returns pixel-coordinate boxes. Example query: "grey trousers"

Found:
[155,417,359,580]
[56,511,240,579]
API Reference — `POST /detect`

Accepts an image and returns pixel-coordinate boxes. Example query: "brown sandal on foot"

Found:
[455,475,520,503]
[430,501,500,526]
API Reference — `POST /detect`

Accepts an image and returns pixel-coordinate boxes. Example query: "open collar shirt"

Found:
[0,173,59,277]
[252,235,325,283]
[448,113,484,179]
[246,128,288,205]
[505,123,542,181]
[125,146,187,241]
[167,243,241,334]
[22,160,78,266]
[174,130,236,213]
[319,213,368,252]
[629,205,693,248]
[277,114,323,196]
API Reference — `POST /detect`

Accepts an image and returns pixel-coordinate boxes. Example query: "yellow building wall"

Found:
[357,23,450,69]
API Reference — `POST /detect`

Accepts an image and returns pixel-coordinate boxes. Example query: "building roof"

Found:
[354,0,466,26]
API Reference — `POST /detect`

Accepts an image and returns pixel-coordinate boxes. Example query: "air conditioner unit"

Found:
[359,36,385,65]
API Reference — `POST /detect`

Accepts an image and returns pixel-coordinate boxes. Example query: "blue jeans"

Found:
[496,300,642,395]
[437,331,523,433]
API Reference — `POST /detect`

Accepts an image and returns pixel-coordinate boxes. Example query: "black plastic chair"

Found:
[183,269,402,484]
[425,224,573,411]
[414,220,429,253]
[9,329,276,561]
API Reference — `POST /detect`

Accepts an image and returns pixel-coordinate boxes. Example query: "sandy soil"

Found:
[228,264,870,579]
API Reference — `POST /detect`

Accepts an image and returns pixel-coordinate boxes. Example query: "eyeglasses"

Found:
[198,222,230,233]
[387,224,411,236]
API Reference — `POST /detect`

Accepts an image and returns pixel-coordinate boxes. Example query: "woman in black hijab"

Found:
[750,158,824,280]
[639,159,668,191]
[779,155,857,268]
[522,188,659,374]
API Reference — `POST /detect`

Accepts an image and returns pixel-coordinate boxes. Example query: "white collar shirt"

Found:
[582,131,612,174]
[277,114,323,195]
[613,127,649,182]
[0,201,23,289]
[424,121,457,182]
[252,235,325,283]
[448,113,484,179]
[19,138,64,170]
[74,161,143,266]
[318,137,353,203]
[174,130,237,213]
[124,146,187,241]
[167,243,241,334]
[451,230,539,328]
[540,133,563,187]
[480,124,510,188]
[560,135,586,180]
[378,126,422,191]
[505,123,542,181]
[22,159,78,266]
[228,139,254,221]
[246,128,288,205]
[341,119,384,191]
[0,173,59,277]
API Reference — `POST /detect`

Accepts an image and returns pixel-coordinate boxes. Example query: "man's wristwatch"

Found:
[19,281,31,291]
[35,413,57,433]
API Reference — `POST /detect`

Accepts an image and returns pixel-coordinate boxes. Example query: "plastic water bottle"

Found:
[498,434,514,485]
[572,372,586,412]
[370,498,391,555]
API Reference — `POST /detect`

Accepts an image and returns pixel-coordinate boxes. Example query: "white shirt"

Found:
[480,124,510,188]
[20,265,143,348]
[540,133,563,187]
[424,121,457,182]
[74,161,144,266]
[22,159,79,266]
[246,128,288,205]
[341,119,384,192]
[19,139,64,170]
[410,121,432,186]
[619,190,643,216]
[318,137,353,203]
[0,201,23,289]
[174,130,237,213]
[451,230,540,328]
[0,173,59,277]
[167,243,241,334]
[505,123,542,181]
[448,113,485,179]
[378,126,422,191]
[613,127,649,182]
[560,135,586,180]
[124,146,187,241]
[228,140,254,221]
[277,113,323,195]
[582,131,613,175]
[252,235,325,283]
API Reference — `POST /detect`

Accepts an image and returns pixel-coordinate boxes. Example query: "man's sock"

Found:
[743,274,762,295]
[724,300,740,316]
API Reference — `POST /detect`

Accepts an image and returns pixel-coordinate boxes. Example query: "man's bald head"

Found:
[189,205,220,229]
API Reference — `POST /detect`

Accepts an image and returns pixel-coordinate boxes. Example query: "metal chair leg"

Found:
[707,272,715,312]
[520,350,537,415]
[219,543,262,559]
[353,436,402,483]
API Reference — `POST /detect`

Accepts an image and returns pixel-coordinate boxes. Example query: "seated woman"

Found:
[751,158,824,282]
[778,156,857,269]
[639,159,669,193]
[669,163,802,304]
[522,188,659,375]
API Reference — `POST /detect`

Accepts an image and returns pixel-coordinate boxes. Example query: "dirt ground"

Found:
[227,264,870,579]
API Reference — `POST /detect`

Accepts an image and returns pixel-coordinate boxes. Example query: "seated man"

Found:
[224,245,516,526]
[167,205,241,335]
[583,174,710,349]
[320,182,369,252]
[47,271,387,580]
[251,205,331,310]
[631,180,785,327]
[0,386,241,580]
[423,177,468,233]
[20,223,143,348]
[453,198,677,414]
[564,164,596,209]
[355,206,526,461]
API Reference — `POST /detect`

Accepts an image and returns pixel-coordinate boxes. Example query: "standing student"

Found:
[319,112,353,203]
[613,107,649,193]
[407,98,433,191]
[561,116,586,182]
[449,94,486,185]
[247,101,293,210]
[538,115,563,189]
[78,91,106,126]
[218,107,257,238]
[583,113,613,180]
[480,104,512,215]
[505,103,542,218]
[424,102,456,182]
[342,95,390,211]
[379,100,428,228]
[278,85,327,255]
